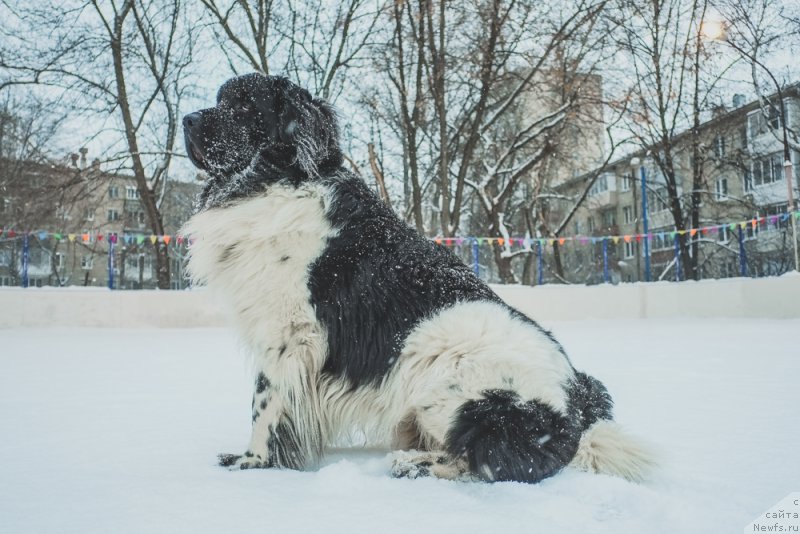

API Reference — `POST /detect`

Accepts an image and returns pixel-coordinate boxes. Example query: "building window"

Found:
[718,226,730,243]
[602,210,616,228]
[647,187,669,213]
[0,197,7,213]
[55,252,66,269]
[84,208,95,221]
[767,103,783,130]
[748,103,786,138]
[574,221,582,235]
[109,186,119,199]
[620,173,632,192]
[715,177,729,200]
[624,241,635,259]
[587,217,595,233]
[713,135,726,158]
[589,174,609,196]
[623,206,633,224]
[107,209,120,222]
[748,154,783,190]
[126,186,140,200]
[763,203,788,216]
[81,255,93,270]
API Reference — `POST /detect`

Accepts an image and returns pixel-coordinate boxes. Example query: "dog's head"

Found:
[183,73,341,209]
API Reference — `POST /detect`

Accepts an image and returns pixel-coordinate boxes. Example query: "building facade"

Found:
[0,154,199,289]
[551,84,800,283]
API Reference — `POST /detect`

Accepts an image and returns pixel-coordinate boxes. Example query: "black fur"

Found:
[186,74,621,483]
[184,73,341,211]
[446,390,582,483]
[568,371,614,430]
[309,173,502,387]
[255,372,270,394]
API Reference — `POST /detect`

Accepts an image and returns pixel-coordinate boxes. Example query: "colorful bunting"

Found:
[2,211,799,251]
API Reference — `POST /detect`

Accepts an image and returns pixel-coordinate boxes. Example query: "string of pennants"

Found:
[434,211,800,247]
[0,229,192,246]
[1,211,798,247]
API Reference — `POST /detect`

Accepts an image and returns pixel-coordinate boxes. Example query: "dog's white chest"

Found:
[183,184,334,361]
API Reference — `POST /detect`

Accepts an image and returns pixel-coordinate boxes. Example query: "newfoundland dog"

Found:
[182,73,654,483]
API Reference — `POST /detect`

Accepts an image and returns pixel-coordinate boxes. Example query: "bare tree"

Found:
[367,0,613,281]
[200,0,382,101]
[0,0,195,289]
[610,0,737,280]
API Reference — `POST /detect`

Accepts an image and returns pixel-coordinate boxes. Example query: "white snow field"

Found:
[0,320,798,534]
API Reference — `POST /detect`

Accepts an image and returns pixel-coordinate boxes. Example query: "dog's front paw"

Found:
[217,452,270,470]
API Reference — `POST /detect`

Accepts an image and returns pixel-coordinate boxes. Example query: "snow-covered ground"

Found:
[1,319,797,533]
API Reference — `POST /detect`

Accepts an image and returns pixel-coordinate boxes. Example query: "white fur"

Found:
[317,301,575,452]
[569,420,657,482]
[184,185,644,481]
[183,183,335,464]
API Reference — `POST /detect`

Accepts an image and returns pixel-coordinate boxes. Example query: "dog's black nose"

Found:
[183,112,202,132]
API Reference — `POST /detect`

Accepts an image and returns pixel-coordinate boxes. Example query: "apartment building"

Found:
[0,153,199,288]
[551,83,800,283]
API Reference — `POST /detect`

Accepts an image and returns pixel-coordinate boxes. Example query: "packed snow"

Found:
[0,319,797,533]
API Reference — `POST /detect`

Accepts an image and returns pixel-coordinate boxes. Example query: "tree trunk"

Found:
[110,7,171,289]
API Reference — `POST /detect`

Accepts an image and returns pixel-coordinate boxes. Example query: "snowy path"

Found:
[0,320,797,533]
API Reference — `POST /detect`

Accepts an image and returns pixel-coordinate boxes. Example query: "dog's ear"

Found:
[278,86,312,144]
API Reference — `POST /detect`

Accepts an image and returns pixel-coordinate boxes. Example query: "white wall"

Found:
[0,275,798,328]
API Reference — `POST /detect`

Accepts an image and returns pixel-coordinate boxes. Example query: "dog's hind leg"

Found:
[395,388,582,483]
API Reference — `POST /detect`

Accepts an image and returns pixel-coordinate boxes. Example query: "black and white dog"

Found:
[182,73,654,483]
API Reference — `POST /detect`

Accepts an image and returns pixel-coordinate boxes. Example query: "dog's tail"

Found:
[568,372,657,483]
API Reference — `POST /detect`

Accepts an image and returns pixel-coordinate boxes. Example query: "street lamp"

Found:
[703,20,800,272]
[631,156,651,282]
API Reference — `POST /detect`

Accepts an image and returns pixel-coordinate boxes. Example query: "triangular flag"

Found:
[739,222,747,229]
[690,229,698,237]
[548,239,556,246]
[177,235,184,245]
[558,238,566,246]
[150,235,157,244]
[97,234,104,242]
[751,219,757,229]
[8,230,16,238]
[68,234,76,242]
[54,233,62,241]
[612,236,620,244]
[137,235,145,245]
[623,235,632,243]
[434,238,442,244]
[38,231,48,241]
[82,233,90,242]
[497,238,505,246]
[163,235,171,245]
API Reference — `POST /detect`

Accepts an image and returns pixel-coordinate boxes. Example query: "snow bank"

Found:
[0,321,797,533]
[1,274,798,327]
